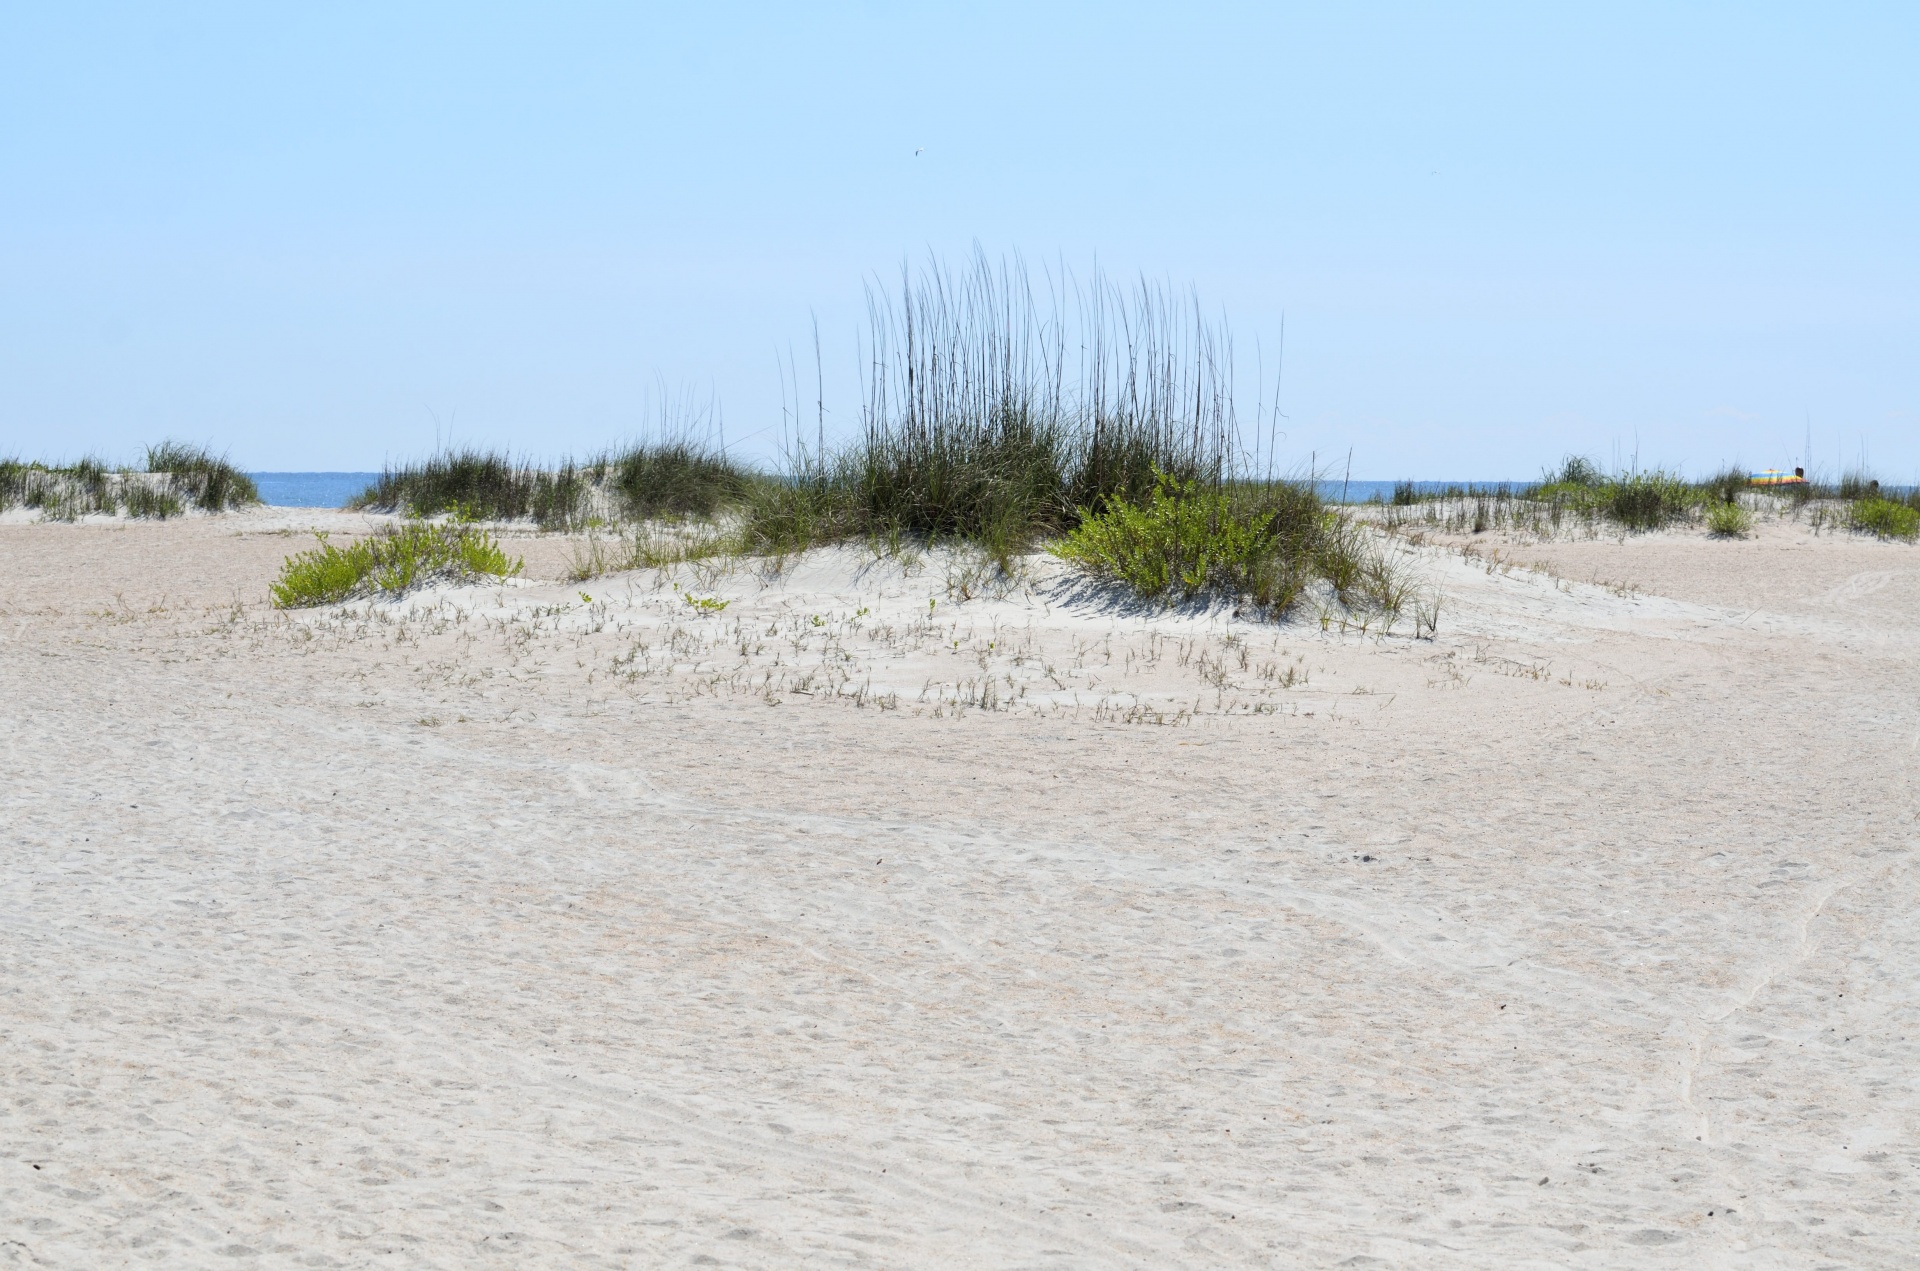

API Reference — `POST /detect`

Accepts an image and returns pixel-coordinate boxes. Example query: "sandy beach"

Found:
[4,510,1917,1267]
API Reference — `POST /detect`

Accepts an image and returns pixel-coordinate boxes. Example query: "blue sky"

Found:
[3,3,1915,477]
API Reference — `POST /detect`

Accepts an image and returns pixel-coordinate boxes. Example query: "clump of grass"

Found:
[746,251,1237,563]
[144,441,259,510]
[351,437,756,530]
[122,483,185,519]
[1850,497,1919,542]
[271,519,523,607]
[567,521,742,580]
[1,449,244,519]
[1706,501,1753,538]
[1838,469,1881,500]
[1056,472,1310,611]
[1700,465,1750,507]
[1603,471,1691,530]
[611,440,753,519]
[1056,470,1410,621]
[1548,455,1604,488]
[350,450,592,530]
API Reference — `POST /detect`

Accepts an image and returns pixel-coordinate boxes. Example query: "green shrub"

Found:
[1055,472,1327,612]
[1706,501,1752,538]
[1850,498,1920,542]
[271,519,523,607]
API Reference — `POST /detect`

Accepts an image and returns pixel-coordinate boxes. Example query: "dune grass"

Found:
[1706,500,1753,538]
[1850,497,1920,542]
[144,441,260,511]
[1056,471,1322,611]
[271,518,523,607]
[348,450,595,530]
[1374,456,1920,546]
[0,442,254,519]
[744,251,1240,564]
[349,439,756,530]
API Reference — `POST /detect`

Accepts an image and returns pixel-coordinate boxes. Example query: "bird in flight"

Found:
[915,148,925,156]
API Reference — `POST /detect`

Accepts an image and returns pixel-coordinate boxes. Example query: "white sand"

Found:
[3,509,1918,1266]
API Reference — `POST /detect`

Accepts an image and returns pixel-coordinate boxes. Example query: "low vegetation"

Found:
[1850,496,1920,542]
[1378,455,1918,544]
[270,518,523,607]
[349,441,757,530]
[744,252,1241,564]
[348,450,597,530]
[1057,471,1327,612]
[0,442,255,519]
[145,442,260,511]
[1706,500,1753,538]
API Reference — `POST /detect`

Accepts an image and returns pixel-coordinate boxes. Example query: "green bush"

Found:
[271,519,523,607]
[1706,501,1752,538]
[1055,472,1326,612]
[1850,498,1920,542]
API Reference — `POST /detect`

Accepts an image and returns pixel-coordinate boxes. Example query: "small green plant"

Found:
[1850,497,1919,542]
[1056,471,1321,612]
[270,520,523,607]
[1706,501,1753,538]
[685,594,729,612]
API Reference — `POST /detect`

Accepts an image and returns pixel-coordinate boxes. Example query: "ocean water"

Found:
[249,473,381,509]
[1311,479,1521,504]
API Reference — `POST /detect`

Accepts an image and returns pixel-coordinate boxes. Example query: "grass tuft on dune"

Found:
[271,519,523,607]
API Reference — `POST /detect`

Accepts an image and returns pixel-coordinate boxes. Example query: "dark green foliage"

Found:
[611,441,752,519]
[1391,480,1418,506]
[349,450,591,530]
[1549,455,1603,487]
[144,441,259,510]
[121,484,185,519]
[745,251,1237,560]
[351,441,755,529]
[1603,471,1691,531]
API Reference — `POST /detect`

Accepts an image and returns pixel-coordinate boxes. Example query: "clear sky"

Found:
[3,3,1915,478]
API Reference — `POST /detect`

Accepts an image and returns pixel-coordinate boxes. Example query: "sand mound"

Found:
[4,513,1918,1266]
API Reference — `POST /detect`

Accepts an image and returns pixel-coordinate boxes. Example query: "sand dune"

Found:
[3,510,1917,1267]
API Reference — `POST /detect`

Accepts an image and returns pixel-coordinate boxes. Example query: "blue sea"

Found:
[249,473,382,508]
[1311,480,1522,504]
